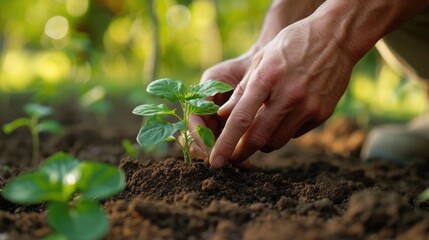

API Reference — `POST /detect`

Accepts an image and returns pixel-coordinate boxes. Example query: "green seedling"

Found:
[3,103,63,164]
[1,152,125,240]
[121,139,139,158]
[132,78,233,163]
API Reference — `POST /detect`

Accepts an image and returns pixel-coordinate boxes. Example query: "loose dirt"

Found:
[1,101,429,240]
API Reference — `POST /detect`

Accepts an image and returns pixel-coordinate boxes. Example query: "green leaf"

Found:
[43,233,69,240]
[132,104,175,116]
[39,152,81,201]
[188,99,219,115]
[191,80,234,98]
[159,121,185,143]
[137,116,178,146]
[147,79,186,102]
[3,118,30,134]
[165,136,176,142]
[24,103,53,118]
[47,201,108,240]
[39,120,64,135]
[2,153,81,204]
[78,161,125,200]
[196,125,215,148]
[172,121,186,132]
[2,171,61,204]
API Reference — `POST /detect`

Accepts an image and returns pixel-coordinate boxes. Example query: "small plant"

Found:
[132,78,233,162]
[3,103,63,164]
[121,139,139,158]
[1,152,125,240]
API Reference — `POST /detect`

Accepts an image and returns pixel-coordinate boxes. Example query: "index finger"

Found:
[209,80,269,168]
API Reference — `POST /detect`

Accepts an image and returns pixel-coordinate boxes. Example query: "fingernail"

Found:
[218,101,230,112]
[212,156,225,168]
[218,96,234,112]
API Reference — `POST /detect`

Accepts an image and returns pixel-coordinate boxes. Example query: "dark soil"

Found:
[1,100,429,240]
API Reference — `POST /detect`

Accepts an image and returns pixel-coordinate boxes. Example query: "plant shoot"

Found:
[3,103,63,164]
[132,79,233,162]
[1,152,126,240]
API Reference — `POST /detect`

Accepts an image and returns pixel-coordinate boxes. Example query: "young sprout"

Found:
[1,152,126,240]
[2,103,63,164]
[121,139,139,158]
[132,78,233,163]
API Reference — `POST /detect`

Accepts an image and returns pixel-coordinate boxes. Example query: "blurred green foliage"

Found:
[0,0,427,120]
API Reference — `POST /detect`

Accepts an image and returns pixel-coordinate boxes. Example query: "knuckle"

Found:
[201,71,216,81]
[234,82,246,96]
[246,133,269,149]
[251,62,285,96]
[252,70,271,95]
[231,110,253,130]
[250,52,264,68]
[202,65,224,81]
[219,139,238,153]
[286,86,307,106]
[266,62,287,80]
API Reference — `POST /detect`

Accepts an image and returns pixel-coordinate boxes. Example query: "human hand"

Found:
[209,19,357,168]
[188,51,254,161]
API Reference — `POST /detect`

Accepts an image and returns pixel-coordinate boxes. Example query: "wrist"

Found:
[255,0,325,50]
[308,0,429,63]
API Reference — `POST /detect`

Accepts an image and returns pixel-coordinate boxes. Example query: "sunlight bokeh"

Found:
[33,51,71,83]
[66,0,89,17]
[45,16,69,40]
[0,0,426,120]
[1,51,33,90]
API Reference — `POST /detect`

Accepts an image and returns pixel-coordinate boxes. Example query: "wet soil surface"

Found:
[1,102,429,240]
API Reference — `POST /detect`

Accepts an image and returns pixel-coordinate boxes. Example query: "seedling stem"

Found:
[133,79,233,163]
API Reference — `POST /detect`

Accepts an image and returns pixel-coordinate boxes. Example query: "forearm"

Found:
[254,0,325,51]
[309,0,429,62]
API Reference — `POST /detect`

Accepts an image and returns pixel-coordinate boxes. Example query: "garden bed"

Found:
[1,101,429,240]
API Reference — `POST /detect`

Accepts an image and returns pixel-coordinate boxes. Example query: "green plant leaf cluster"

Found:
[2,103,64,164]
[1,152,126,240]
[145,79,233,103]
[133,79,233,162]
[3,103,61,135]
[48,200,108,240]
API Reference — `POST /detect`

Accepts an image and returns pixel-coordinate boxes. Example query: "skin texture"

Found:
[189,0,429,168]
